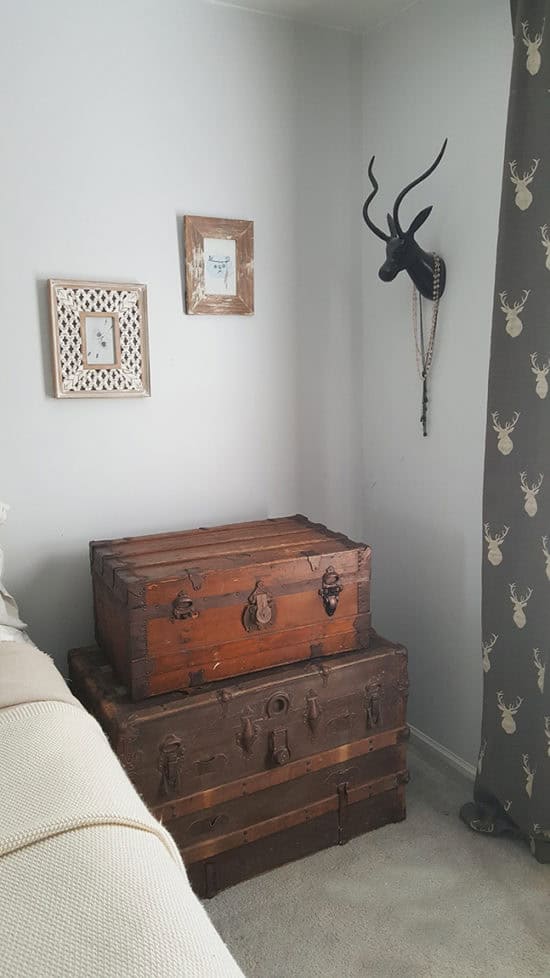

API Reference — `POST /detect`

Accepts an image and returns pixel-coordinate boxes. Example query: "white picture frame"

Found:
[48,279,150,398]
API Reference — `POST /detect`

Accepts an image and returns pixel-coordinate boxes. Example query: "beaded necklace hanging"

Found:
[412,254,441,437]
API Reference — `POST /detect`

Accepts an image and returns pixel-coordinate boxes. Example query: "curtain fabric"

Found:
[461,0,550,861]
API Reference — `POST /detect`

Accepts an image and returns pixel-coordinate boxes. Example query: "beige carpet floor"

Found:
[207,743,550,978]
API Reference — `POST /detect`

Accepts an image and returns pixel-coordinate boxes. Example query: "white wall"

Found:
[294,24,364,538]
[356,0,511,764]
[0,0,359,667]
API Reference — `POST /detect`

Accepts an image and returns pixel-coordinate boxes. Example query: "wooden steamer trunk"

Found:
[69,635,409,897]
[90,516,372,700]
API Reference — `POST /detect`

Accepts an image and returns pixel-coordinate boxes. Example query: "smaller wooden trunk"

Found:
[69,635,408,896]
[90,515,372,700]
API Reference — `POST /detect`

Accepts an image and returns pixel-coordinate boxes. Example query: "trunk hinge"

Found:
[337,781,349,845]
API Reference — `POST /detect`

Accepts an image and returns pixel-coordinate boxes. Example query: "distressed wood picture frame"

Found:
[48,279,150,398]
[184,216,254,315]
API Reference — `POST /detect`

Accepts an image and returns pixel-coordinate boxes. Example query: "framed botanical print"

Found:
[48,279,150,398]
[184,216,254,315]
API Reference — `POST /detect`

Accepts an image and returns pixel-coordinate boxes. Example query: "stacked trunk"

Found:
[69,516,408,896]
[89,515,372,699]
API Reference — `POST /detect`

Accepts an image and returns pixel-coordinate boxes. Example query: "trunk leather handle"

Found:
[366,683,382,729]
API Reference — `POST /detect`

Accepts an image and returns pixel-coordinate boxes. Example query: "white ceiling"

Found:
[209,0,421,34]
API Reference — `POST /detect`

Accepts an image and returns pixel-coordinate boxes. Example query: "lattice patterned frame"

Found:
[48,279,150,398]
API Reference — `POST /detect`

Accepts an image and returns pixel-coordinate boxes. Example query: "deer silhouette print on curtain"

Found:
[508,158,539,209]
[499,289,530,335]
[522,18,545,73]
[461,0,550,861]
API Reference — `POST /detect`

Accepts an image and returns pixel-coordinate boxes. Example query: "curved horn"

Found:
[363,156,390,242]
[393,139,448,236]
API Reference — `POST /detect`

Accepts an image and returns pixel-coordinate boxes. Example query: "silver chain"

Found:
[412,255,441,378]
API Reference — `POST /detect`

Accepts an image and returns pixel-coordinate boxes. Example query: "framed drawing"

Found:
[184,216,254,315]
[48,279,150,398]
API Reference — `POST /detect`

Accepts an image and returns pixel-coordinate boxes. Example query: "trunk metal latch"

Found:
[243,581,275,631]
[171,591,198,621]
[319,566,343,617]
[270,727,290,765]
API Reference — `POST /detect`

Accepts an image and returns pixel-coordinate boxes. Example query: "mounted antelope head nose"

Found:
[363,139,448,300]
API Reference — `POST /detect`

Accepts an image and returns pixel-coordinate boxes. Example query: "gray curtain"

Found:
[461,0,550,861]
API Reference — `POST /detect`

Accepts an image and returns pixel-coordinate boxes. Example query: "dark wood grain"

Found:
[69,635,408,897]
[186,786,406,897]
[68,636,408,809]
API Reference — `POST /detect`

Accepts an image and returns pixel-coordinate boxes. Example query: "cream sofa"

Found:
[0,576,245,977]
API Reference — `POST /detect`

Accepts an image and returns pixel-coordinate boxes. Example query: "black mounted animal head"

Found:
[363,139,448,300]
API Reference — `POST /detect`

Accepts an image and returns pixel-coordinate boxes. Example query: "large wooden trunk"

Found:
[90,515,371,699]
[69,636,408,896]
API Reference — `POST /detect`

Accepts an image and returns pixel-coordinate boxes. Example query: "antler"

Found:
[511,583,532,605]
[482,634,498,653]
[543,536,550,558]
[531,352,550,374]
[521,471,544,493]
[510,583,533,605]
[534,648,545,669]
[541,225,550,245]
[510,159,539,184]
[393,139,448,236]
[497,691,522,713]
[491,411,519,433]
[524,158,540,181]
[500,290,530,312]
[522,752,534,773]
[484,523,509,544]
[362,157,390,242]
[523,19,545,45]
